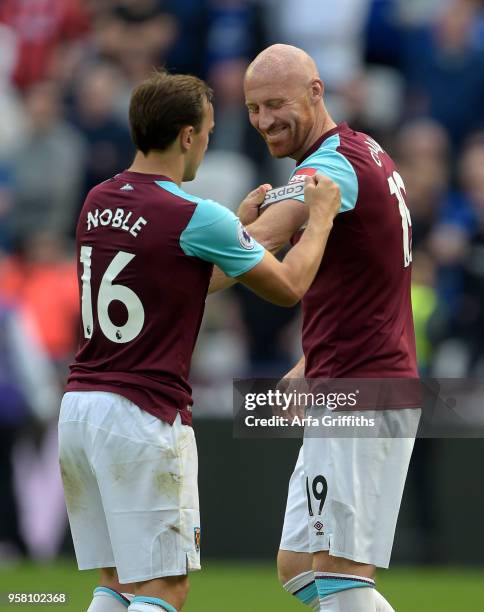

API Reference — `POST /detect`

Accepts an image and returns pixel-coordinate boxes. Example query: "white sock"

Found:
[283,570,319,610]
[374,589,395,612]
[128,596,177,612]
[316,573,376,612]
[87,587,133,611]
[320,588,376,611]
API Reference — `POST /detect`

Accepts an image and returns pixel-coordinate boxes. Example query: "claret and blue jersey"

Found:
[289,123,417,383]
[67,171,264,425]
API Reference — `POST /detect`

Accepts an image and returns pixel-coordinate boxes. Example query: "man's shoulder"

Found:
[334,127,397,175]
[168,187,235,230]
[292,125,399,213]
[81,176,197,214]
[79,177,235,239]
[153,181,232,220]
[89,175,117,194]
[154,180,203,205]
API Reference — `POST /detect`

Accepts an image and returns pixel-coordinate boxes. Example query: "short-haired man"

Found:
[58,69,340,612]
[239,45,418,612]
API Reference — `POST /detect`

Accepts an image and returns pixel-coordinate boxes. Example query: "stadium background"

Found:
[0,0,483,609]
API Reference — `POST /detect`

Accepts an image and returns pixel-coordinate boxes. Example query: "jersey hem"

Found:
[65,382,193,426]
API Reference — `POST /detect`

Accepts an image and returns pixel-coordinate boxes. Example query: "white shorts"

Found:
[280,409,419,568]
[58,391,200,583]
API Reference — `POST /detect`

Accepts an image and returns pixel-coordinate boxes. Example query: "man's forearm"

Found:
[278,217,333,301]
[207,216,292,295]
[208,266,236,294]
[247,198,308,254]
[208,199,307,295]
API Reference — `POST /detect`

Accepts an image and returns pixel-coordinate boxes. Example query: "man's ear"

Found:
[310,79,324,104]
[180,125,194,151]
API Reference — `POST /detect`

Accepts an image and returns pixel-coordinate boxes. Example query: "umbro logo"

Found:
[314,521,324,535]
[120,183,134,191]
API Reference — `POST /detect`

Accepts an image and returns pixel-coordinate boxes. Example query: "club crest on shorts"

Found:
[194,527,201,552]
[313,520,324,535]
[237,221,255,250]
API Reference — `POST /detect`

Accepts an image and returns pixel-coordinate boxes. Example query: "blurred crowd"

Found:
[1,0,484,561]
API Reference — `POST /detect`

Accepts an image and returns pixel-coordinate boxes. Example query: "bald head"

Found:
[244,44,331,160]
[245,44,320,88]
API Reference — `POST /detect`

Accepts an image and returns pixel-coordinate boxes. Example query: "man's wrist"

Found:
[306,217,333,235]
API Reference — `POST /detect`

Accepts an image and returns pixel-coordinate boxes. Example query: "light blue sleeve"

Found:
[179,198,265,277]
[290,134,358,213]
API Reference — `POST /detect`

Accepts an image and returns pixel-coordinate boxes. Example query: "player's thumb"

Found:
[249,183,271,201]
[304,175,315,191]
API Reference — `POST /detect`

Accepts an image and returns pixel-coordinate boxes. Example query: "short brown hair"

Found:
[129,70,213,154]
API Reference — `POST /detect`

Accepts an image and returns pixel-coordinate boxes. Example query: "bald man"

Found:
[233,45,418,612]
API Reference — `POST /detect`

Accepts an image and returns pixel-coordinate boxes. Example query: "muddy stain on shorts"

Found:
[109,462,128,482]
[154,470,182,501]
[59,456,85,513]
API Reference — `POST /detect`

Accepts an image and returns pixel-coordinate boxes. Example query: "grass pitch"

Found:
[1,560,482,611]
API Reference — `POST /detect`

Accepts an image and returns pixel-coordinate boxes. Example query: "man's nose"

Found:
[258,107,275,132]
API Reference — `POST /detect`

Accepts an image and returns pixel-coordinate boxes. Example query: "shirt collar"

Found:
[297,123,350,165]
[116,171,176,183]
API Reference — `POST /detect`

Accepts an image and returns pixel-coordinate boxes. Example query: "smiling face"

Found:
[244,44,326,160]
[244,61,324,161]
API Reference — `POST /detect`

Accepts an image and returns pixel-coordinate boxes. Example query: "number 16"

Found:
[388,171,412,268]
